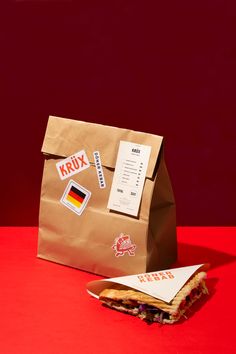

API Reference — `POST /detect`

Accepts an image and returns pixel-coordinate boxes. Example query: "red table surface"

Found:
[0,227,235,354]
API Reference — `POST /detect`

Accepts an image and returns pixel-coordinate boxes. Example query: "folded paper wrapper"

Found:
[86,264,209,303]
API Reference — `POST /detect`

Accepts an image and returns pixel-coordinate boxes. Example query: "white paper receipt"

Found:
[107,141,151,216]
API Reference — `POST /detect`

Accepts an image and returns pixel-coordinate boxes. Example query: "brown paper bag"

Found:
[38,115,177,277]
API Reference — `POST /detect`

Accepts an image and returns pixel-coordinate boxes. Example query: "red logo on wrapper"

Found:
[112,233,136,257]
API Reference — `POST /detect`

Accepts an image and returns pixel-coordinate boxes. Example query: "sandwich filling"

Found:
[99,271,208,324]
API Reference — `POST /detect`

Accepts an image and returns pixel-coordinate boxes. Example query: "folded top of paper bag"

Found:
[87,264,208,303]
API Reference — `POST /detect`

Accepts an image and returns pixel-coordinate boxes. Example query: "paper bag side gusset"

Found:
[145,144,177,272]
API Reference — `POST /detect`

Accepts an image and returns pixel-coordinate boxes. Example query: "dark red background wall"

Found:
[1,1,236,225]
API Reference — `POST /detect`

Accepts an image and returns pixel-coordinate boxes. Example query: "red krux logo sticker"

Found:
[56,150,90,180]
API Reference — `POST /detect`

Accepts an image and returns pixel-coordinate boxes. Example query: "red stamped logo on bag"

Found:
[112,233,136,257]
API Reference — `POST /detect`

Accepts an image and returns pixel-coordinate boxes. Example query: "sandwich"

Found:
[99,270,208,324]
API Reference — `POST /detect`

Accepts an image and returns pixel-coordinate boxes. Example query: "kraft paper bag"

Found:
[38,115,177,277]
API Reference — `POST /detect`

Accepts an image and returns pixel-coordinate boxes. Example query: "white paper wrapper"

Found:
[87,264,207,303]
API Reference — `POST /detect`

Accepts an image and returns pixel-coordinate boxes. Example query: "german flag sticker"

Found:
[60,180,91,216]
